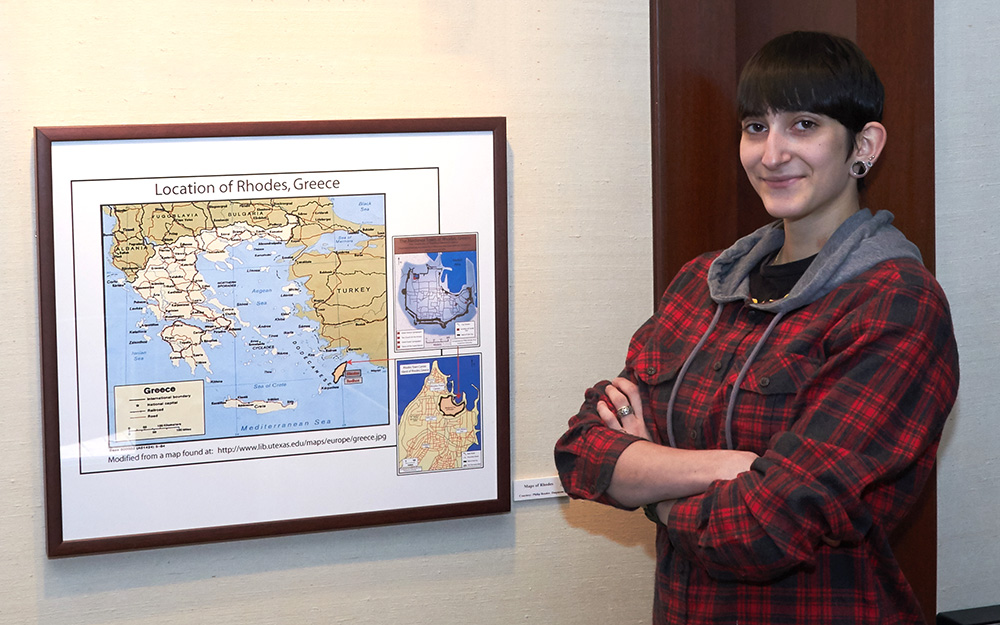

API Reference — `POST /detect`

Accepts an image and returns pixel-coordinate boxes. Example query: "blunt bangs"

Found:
[737,32,884,136]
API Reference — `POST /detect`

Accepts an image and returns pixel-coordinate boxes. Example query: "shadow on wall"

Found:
[558,497,656,559]
[39,512,517,599]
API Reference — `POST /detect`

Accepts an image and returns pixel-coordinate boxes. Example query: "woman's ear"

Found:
[855,121,887,164]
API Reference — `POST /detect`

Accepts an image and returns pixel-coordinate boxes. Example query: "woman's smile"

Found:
[760,174,803,189]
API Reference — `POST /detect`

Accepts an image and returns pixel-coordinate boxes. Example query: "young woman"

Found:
[555,31,959,625]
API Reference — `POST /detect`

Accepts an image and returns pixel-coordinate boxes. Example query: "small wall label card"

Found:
[35,118,510,556]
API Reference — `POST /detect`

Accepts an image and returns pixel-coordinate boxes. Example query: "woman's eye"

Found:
[794,119,817,130]
[743,122,766,134]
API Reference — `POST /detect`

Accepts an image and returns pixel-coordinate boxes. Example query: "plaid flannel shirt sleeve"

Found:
[665,278,960,582]
[553,381,642,509]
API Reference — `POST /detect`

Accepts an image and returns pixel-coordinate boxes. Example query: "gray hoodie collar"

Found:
[707,209,922,313]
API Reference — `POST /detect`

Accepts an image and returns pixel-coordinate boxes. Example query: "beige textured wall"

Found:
[0,1,654,624]
[935,0,1000,613]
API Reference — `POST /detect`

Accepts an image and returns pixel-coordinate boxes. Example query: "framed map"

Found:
[35,118,510,556]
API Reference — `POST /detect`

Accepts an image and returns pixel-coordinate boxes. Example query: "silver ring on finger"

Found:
[616,405,634,418]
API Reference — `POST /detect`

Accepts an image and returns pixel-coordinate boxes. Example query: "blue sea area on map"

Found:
[396,355,482,451]
[102,197,388,447]
[309,231,369,255]
[329,194,384,225]
[437,251,478,301]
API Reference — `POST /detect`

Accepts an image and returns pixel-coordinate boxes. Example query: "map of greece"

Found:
[397,356,482,473]
[103,195,388,445]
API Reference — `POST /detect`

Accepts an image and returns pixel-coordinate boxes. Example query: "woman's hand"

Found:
[596,377,652,440]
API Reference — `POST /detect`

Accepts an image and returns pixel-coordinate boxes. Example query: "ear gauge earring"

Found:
[851,158,875,178]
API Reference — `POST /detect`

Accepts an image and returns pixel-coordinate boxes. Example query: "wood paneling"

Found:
[857,6,938,619]
[857,0,937,271]
[649,2,740,298]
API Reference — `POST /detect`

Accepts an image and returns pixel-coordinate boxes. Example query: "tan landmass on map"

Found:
[104,198,373,280]
[106,206,155,282]
[131,235,240,353]
[160,320,216,374]
[332,360,350,383]
[439,394,466,417]
[223,397,297,413]
[288,243,387,362]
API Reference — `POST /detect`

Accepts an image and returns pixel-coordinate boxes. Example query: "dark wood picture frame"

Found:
[650,1,937,619]
[36,117,510,557]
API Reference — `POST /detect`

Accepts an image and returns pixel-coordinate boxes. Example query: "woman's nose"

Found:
[761,130,790,168]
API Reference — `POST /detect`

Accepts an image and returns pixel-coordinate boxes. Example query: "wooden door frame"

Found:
[649,1,937,620]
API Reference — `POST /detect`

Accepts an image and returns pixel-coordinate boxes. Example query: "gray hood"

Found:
[707,209,923,313]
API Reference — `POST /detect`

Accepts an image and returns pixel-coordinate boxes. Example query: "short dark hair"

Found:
[737,31,884,141]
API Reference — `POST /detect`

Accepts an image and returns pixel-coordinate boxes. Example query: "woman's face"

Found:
[739,110,859,231]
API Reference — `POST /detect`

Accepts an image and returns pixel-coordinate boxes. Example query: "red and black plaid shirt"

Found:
[555,253,959,625]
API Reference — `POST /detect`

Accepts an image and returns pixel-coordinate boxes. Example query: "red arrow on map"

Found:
[345,358,393,366]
